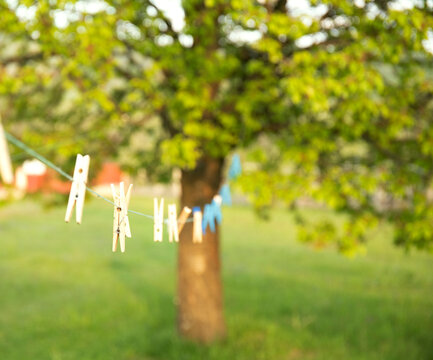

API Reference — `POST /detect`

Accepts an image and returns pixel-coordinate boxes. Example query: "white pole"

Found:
[0,116,14,184]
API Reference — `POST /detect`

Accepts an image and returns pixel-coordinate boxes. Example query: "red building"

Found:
[12,160,124,194]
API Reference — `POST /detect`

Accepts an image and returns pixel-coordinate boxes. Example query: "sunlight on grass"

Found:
[0,198,432,360]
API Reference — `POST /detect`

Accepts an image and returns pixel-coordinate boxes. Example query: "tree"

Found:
[1,0,433,343]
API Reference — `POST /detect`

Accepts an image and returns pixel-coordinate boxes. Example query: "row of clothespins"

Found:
[0,121,242,253]
[64,153,241,253]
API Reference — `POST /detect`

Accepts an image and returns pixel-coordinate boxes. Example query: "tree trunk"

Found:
[177,155,226,342]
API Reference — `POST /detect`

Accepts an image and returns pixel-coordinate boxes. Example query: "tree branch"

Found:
[0,52,43,66]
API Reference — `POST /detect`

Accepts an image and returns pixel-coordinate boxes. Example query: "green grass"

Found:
[0,197,432,360]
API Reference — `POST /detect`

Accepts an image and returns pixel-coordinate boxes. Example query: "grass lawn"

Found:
[0,197,432,360]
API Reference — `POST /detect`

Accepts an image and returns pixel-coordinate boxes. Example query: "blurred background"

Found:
[1,0,433,359]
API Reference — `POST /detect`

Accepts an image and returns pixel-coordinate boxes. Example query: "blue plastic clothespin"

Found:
[202,199,223,234]
[212,199,223,225]
[219,184,232,206]
[228,154,242,180]
[193,206,201,214]
[202,204,214,234]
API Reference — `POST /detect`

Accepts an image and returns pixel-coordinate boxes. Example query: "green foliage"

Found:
[1,0,433,253]
[161,135,200,169]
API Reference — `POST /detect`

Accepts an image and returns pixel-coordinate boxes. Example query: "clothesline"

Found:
[2,127,241,249]
[11,138,82,160]
[4,131,188,223]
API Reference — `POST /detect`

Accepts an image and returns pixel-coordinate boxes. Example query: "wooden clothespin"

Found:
[192,207,203,244]
[167,204,179,243]
[65,154,90,224]
[202,195,223,235]
[154,198,164,242]
[111,182,133,253]
[177,206,192,235]
[0,118,14,185]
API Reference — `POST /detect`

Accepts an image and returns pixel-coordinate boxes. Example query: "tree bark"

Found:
[177,155,226,343]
